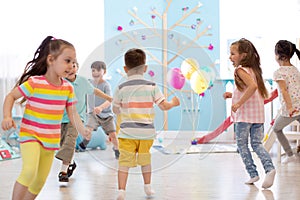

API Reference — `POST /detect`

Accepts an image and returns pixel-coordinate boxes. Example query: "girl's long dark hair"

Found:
[232,38,268,99]
[16,36,74,103]
[15,36,74,87]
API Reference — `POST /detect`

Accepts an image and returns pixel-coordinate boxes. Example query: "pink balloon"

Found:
[167,68,185,90]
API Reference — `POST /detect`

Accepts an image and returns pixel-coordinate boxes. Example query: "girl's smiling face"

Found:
[49,47,77,78]
[66,62,79,82]
[229,44,243,67]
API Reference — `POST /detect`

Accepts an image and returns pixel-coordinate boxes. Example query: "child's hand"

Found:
[171,96,180,107]
[1,117,16,131]
[288,108,299,117]
[94,106,103,115]
[231,103,240,113]
[223,92,232,99]
[82,128,92,140]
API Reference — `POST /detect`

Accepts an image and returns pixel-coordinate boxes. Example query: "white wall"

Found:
[0,0,104,77]
[219,0,300,79]
[0,0,104,122]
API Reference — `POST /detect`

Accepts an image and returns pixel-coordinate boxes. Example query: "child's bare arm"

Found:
[232,68,257,112]
[158,96,180,111]
[67,105,91,140]
[94,88,113,102]
[1,87,22,130]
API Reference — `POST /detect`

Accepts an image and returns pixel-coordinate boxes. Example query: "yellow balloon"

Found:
[181,58,199,80]
[190,71,208,94]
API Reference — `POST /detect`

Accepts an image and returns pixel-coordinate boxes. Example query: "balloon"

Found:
[181,58,199,80]
[199,66,216,87]
[190,71,208,94]
[167,68,185,90]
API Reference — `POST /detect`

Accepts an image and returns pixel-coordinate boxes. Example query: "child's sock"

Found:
[70,156,74,165]
[144,184,155,196]
[116,189,125,200]
[262,169,276,189]
[60,164,69,173]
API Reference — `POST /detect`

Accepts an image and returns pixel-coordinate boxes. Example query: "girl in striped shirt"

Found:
[1,36,91,200]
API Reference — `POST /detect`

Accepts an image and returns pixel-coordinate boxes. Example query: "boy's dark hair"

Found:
[91,61,106,70]
[124,48,146,69]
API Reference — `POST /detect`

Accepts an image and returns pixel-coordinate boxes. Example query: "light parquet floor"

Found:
[1,143,300,200]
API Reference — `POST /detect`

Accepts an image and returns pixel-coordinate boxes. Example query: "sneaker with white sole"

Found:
[245,176,259,184]
[262,169,276,189]
[282,155,297,164]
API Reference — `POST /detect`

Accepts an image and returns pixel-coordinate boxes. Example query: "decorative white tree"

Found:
[114,1,216,130]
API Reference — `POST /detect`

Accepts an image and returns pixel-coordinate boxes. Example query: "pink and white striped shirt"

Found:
[232,66,265,123]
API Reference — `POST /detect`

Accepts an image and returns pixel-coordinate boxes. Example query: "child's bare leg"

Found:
[142,164,155,196]
[118,166,129,190]
[117,166,129,200]
[141,164,151,184]
[22,190,37,200]
[12,181,28,200]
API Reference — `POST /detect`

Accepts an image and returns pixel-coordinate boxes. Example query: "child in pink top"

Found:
[223,38,275,189]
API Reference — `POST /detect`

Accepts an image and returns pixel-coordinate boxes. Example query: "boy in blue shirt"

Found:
[55,62,112,182]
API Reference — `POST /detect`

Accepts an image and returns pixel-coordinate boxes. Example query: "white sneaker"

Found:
[262,169,276,189]
[282,155,297,164]
[245,176,259,184]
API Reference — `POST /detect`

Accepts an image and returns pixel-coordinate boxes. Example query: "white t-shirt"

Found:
[273,65,300,117]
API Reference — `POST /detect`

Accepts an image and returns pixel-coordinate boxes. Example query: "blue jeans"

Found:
[235,122,275,178]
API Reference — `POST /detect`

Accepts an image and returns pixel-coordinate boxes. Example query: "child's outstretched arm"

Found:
[1,87,22,131]
[231,68,257,112]
[94,88,113,102]
[66,105,91,140]
[158,96,180,111]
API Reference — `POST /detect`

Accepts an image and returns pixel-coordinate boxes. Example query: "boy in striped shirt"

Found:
[113,48,180,200]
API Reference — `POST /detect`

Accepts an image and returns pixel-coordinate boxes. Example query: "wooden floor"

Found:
[1,143,300,200]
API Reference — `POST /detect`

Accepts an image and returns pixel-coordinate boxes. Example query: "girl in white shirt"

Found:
[272,40,300,164]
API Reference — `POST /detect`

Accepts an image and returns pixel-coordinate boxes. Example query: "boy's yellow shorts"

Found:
[118,138,154,167]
